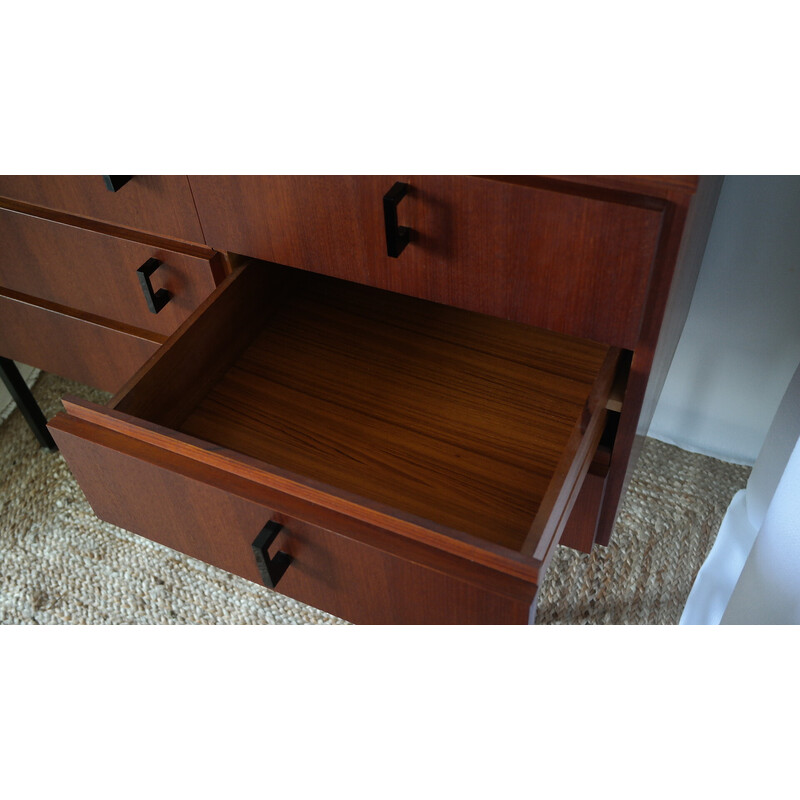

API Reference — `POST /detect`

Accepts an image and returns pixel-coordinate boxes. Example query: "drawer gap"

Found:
[606,349,631,413]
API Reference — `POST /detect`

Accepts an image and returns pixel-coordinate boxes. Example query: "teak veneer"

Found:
[0,175,721,623]
[49,262,621,623]
[0,175,207,245]
[0,206,222,337]
[173,267,615,552]
[188,175,664,349]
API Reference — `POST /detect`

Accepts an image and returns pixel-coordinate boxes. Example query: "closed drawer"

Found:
[0,175,206,244]
[49,260,623,624]
[189,175,664,349]
[0,289,161,393]
[0,207,223,337]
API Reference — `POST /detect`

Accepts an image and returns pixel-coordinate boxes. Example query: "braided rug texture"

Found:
[1,373,750,625]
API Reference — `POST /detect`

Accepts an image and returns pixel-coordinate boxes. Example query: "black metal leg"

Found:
[0,357,57,451]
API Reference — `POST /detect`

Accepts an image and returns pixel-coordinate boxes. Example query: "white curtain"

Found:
[681,361,800,624]
[721,436,800,623]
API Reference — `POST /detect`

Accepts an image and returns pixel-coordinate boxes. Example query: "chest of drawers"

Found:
[0,175,721,623]
[0,180,225,392]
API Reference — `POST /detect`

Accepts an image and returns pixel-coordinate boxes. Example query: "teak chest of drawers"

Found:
[0,175,721,624]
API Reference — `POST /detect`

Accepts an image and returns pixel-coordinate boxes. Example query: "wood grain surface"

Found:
[594,176,722,545]
[111,261,291,428]
[0,289,161,392]
[0,175,206,245]
[558,471,607,553]
[188,175,664,348]
[56,398,544,588]
[525,346,618,561]
[176,268,613,552]
[2,173,714,622]
[49,415,537,623]
[0,207,221,337]
[542,175,699,202]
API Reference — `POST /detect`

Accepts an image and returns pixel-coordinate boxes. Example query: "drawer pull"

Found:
[136,258,172,314]
[102,175,133,192]
[252,521,293,589]
[383,181,411,258]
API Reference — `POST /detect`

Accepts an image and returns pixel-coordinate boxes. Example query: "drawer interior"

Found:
[110,260,620,556]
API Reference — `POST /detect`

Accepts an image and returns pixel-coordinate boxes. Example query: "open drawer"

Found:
[48,260,622,624]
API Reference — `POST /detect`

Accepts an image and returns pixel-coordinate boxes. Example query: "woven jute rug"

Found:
[0,373,750,624]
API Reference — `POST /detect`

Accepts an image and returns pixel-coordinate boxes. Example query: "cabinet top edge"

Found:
[3,174,700,194]
[542,174,701,196]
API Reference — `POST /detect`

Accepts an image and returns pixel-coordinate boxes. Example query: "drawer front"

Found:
[0,208,222,336]
[0,291,160,393]
[49,414,534,624]
[0,175,206,244]
[189,175,664,348]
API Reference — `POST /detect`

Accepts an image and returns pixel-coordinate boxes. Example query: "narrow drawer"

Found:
[0,175,206,244]
[0,289,161,393]
[188,175,664,349]
[49,261,622,624]
[0,207,223,337]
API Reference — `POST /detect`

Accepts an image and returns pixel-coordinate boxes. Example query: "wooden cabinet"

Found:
[0,174,721,623]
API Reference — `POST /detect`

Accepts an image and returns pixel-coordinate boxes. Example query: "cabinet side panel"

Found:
[595,177,723,546]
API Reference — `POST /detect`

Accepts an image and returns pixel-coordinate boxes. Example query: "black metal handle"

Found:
[383,181,411,258]
[252,521,293,589]
[136,258,172,314]
[102,175,132,192]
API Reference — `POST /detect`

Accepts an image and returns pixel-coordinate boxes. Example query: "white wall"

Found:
[649,176,800,465]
